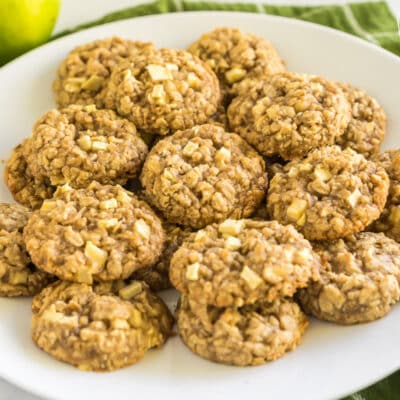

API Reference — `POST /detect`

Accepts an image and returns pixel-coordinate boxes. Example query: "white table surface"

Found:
[1,1,399,399]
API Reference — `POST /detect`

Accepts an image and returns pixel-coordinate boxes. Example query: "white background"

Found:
[1,1,399,399]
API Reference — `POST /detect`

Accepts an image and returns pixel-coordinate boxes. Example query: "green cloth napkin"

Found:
[53,0,400,56]
[55,1,397,399]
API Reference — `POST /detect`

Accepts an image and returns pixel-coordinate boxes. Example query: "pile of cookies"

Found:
[1,27,400,371]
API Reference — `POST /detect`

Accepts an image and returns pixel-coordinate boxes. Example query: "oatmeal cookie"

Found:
[299,232,400,324]
[370,150,400,242]
[170,219,320,307]
[0,203,53,297]
[267,146,389,240]
[0,202,30,231]
[24,182,165,283]
[187,27,284,102]
[227,72,351,160]
[177,295,308,366]
[102,48,220,135]
[25,105,148,188]
[53,37,156,108]
[4,141,54,209]
[140,124,267,229]
[32,280,173,371]
[132,223,191,291]
[336,83,386,157]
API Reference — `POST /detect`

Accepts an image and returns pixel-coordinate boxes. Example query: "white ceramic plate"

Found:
[0,11,399,400]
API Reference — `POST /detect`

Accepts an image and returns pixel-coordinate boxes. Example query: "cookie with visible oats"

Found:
[140,124,267,229]
[177,295,308,366]
[228,72,351,160]
[299,232,400,324]
[53,37,156,108]
[336,83,386,157]
[102,48,220,135]
[267,146,389,240]
[23,182,164,283]
[170,219,320,307]
[31,280,173,371]
[369,150,400,242]
[0,203,53,297]
[4,140,54,209]
[187,27,285,104]
[132,223,191,291]
[25,105,148,188]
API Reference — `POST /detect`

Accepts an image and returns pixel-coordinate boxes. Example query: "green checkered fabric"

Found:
[55,2,399,399]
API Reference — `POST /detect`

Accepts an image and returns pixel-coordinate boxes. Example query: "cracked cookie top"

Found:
[24,182,165,283]
[299,232,400,324]
[170,219,320,307]
[32,280,173,371]
[228,72,351,160]
[177,295,308,366]
[102,48,220,135]
[4,141,55,210]
[140,124,267,229]
[187,27,285,101]
[267,146,389,240]
[336,83,386,157]
[53,37,156,108]
[25,105,148,188]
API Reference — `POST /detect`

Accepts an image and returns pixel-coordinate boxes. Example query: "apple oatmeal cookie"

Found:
[187,27,285,103]
[24,182,165,283]
[32,280,173,371]
[369,150,400,242]
[102,48,220,135]
[141,124,267,229]
[227,72,351,160]
[0,203,53,297]
[53,37,156,108]
[25,105,148,188]
[336,83,386,157]
[298,232,400,324]
[4,140,54,209]
[170,219,320,307]
[177,295,308,366]
[267,146,389,240]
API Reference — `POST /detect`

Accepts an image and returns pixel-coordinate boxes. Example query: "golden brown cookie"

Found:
[53,37,156,108]
[102,48,220,135]
[187,27,285,104]
[25,105,148,188]
[0,203,53,297]
[140,124,267,229]
[177,295,308,366]
[228,72,351,160]
[370,150,400,242]
[32,280,173,371]
[4,141,54,210]
[267,146,389,240]
[24,183,165,283]
[336,83,386,157]
[299,232,400,324]
[170,219,320,307]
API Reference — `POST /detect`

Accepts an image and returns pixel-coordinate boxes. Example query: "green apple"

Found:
[0,0,60,66]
